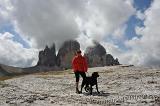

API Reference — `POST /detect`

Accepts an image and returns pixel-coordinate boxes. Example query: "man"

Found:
[72,50,88,94]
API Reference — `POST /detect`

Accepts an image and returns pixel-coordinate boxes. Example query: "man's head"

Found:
[76,50,82,56]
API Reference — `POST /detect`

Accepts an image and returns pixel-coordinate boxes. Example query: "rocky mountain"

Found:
[56,40,80,69]
[36,40,119,69]
[37,44,56,67]
[106,54,119,66]
[0,64,61,77]
[36,40,80,70]
[0,64,26,77]
[85,41,119,67]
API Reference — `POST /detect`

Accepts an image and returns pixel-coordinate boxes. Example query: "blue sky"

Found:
[0,23,30,48]
[134,0,153,12]
[126,0,153,40]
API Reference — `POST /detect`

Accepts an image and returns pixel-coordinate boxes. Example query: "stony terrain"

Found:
[0,65,160,106]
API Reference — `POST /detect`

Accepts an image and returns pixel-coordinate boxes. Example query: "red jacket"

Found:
[72,55,88,72]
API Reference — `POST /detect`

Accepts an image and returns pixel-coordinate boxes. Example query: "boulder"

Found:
[37,44,56,67]
[56,40,80,69]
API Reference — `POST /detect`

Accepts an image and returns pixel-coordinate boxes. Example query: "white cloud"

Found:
[113,25,127,40]
[0,32,38,67]
[8,0,135,48]
[124,0,160,67]
[77,0,135,41]
[136,10,145,20]
[10,0,81,49]
[0,0,13,26]
[101,41,123,56]
[76,34,94,53]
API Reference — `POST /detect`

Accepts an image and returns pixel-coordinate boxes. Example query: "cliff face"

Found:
[106,54,119,66]
[56,40,80,69]
[36,40,119,69]
[84,41,119,67]
[37,44,56,67]
[85,41,107,67]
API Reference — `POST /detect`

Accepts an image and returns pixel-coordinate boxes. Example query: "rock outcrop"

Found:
[36,40,119,69]
[106,54,119,66]
[56,40,80,69]
[37,44,56,67]
[84,41,119,67]
[84,41,107,67]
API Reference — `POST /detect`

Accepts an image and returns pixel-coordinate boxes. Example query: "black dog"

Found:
[80,72,100,94]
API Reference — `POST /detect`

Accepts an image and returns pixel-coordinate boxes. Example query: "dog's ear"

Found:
[96,72,99,77]
[92,72,99,77]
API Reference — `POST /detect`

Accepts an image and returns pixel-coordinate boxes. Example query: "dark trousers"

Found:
[74,71,86,82]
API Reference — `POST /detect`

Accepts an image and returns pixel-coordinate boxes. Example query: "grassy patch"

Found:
[0,76,14,81]
[34,69,74,76]
[34,69,74,79]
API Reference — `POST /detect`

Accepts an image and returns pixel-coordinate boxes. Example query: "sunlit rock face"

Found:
[85,41,119,67]
[56,40,80,69]
[37,43,56,67]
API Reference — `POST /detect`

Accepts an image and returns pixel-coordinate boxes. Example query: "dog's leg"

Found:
[90,86,93,95]
[96,84,100,94]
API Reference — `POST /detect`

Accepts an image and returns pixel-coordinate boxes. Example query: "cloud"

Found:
[136,11,145,20]
[77,0,135,41]
[76,0,135,54]
[0,0,13,27]
[113,25,127,40]
[10,0,81,49]
[8,0,135,48]
[123,0,160,67]
[0,32,38,67]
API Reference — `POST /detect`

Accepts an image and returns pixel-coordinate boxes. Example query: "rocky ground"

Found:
[0,65,160,106]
